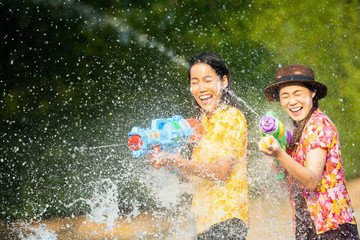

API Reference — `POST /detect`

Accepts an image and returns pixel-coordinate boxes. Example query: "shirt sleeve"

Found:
[215,109,247,158]
[305,116,333,152]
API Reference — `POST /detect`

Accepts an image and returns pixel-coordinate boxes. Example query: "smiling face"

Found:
[279,84,316,123]
[190,63,228,115]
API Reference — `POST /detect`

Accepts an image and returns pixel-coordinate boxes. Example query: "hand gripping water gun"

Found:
[128,115,203,158]
[259,111,292,180]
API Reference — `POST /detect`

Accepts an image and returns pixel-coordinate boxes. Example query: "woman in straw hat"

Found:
[259,64,359,239]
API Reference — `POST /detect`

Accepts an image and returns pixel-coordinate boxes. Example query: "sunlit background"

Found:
[1,0,359,239]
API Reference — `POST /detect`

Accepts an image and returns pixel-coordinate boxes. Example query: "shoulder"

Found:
[305,109,337,138]
[303,109,338,150]
[218,107,247,131]
[223,107,246,121]
[214,107,246,126]
[308,109,336,130]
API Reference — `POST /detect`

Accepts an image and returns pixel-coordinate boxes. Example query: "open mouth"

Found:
[199,94,213,104]
[290,107,303,114]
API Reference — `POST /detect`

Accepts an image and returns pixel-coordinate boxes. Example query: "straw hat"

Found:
[264,64,327,101]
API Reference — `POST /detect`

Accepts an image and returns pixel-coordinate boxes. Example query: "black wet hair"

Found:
[187,51,244,117]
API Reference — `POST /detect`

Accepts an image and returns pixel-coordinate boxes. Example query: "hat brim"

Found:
[264,80,328,102]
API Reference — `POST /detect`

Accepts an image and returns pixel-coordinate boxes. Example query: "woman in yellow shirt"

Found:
[150,52,249,239]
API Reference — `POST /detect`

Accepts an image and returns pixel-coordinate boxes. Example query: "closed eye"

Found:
[191,80,199,85]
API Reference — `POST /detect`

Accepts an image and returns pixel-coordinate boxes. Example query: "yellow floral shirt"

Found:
[191,106,249,234]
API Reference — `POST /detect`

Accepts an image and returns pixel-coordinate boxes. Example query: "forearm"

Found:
[174,156,234,182]
[276,150,320,191]
[176,168,193,182]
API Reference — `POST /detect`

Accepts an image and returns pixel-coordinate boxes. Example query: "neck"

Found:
[205,110,214,118]
[204,101,228,118]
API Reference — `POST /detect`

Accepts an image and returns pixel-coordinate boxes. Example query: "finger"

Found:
[259,140,268,151]
[153,164,161,170]
[267,135,278,144]
[153,159,164,169]
[259,144,270,154]
[145,159,152,165]
[260,137,272,149]
[145,154,156,165]
[258,140,265,151]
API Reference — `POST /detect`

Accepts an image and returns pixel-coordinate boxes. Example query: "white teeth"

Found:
[291,107,302,112]
[200,95,212,100]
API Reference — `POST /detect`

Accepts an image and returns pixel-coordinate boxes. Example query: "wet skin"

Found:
[190,63,228,117]
[259,84,327,191]
[278,85,316,123]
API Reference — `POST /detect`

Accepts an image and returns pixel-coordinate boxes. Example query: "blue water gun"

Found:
[259,111,292,180]
[128,115,203,157]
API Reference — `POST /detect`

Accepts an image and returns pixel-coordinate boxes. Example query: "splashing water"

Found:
[74,2,260,120]
[2,2,302,239]
[18,224,57,240]
[229,89,260,117]
[10,205,58,240]
[66,2,188,68]
[64,178,120,232]
[139,168,197,239]
[140,168,193,210]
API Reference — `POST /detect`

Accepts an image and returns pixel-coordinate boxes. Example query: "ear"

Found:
[311,90,316,99]
[222,75,229,89]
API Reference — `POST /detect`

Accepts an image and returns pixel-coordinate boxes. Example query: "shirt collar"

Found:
[202,103,230,126]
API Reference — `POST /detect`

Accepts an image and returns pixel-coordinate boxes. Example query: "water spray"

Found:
[229,90,260,117]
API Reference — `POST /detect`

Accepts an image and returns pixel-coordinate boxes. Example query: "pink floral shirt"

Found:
[291,108,357,234]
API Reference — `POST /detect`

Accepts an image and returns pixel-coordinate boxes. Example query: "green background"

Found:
[1,0,359,220]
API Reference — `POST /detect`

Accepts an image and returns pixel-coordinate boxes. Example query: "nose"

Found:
[289,96,297,105]
[199,81,206,92]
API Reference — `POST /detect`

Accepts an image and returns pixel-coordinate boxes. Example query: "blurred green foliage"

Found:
[1,0,359,220]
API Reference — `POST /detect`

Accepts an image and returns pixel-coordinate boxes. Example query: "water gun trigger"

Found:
[153,146,161,154]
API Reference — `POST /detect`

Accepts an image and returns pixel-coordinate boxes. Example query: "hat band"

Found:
[276,75,314,83]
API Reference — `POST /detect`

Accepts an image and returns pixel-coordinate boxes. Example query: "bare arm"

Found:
[259,135,327,191]
[149,152,236,182]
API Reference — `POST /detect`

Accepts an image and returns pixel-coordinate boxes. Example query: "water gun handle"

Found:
[259,111,292,180]
[273,159,284,180]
